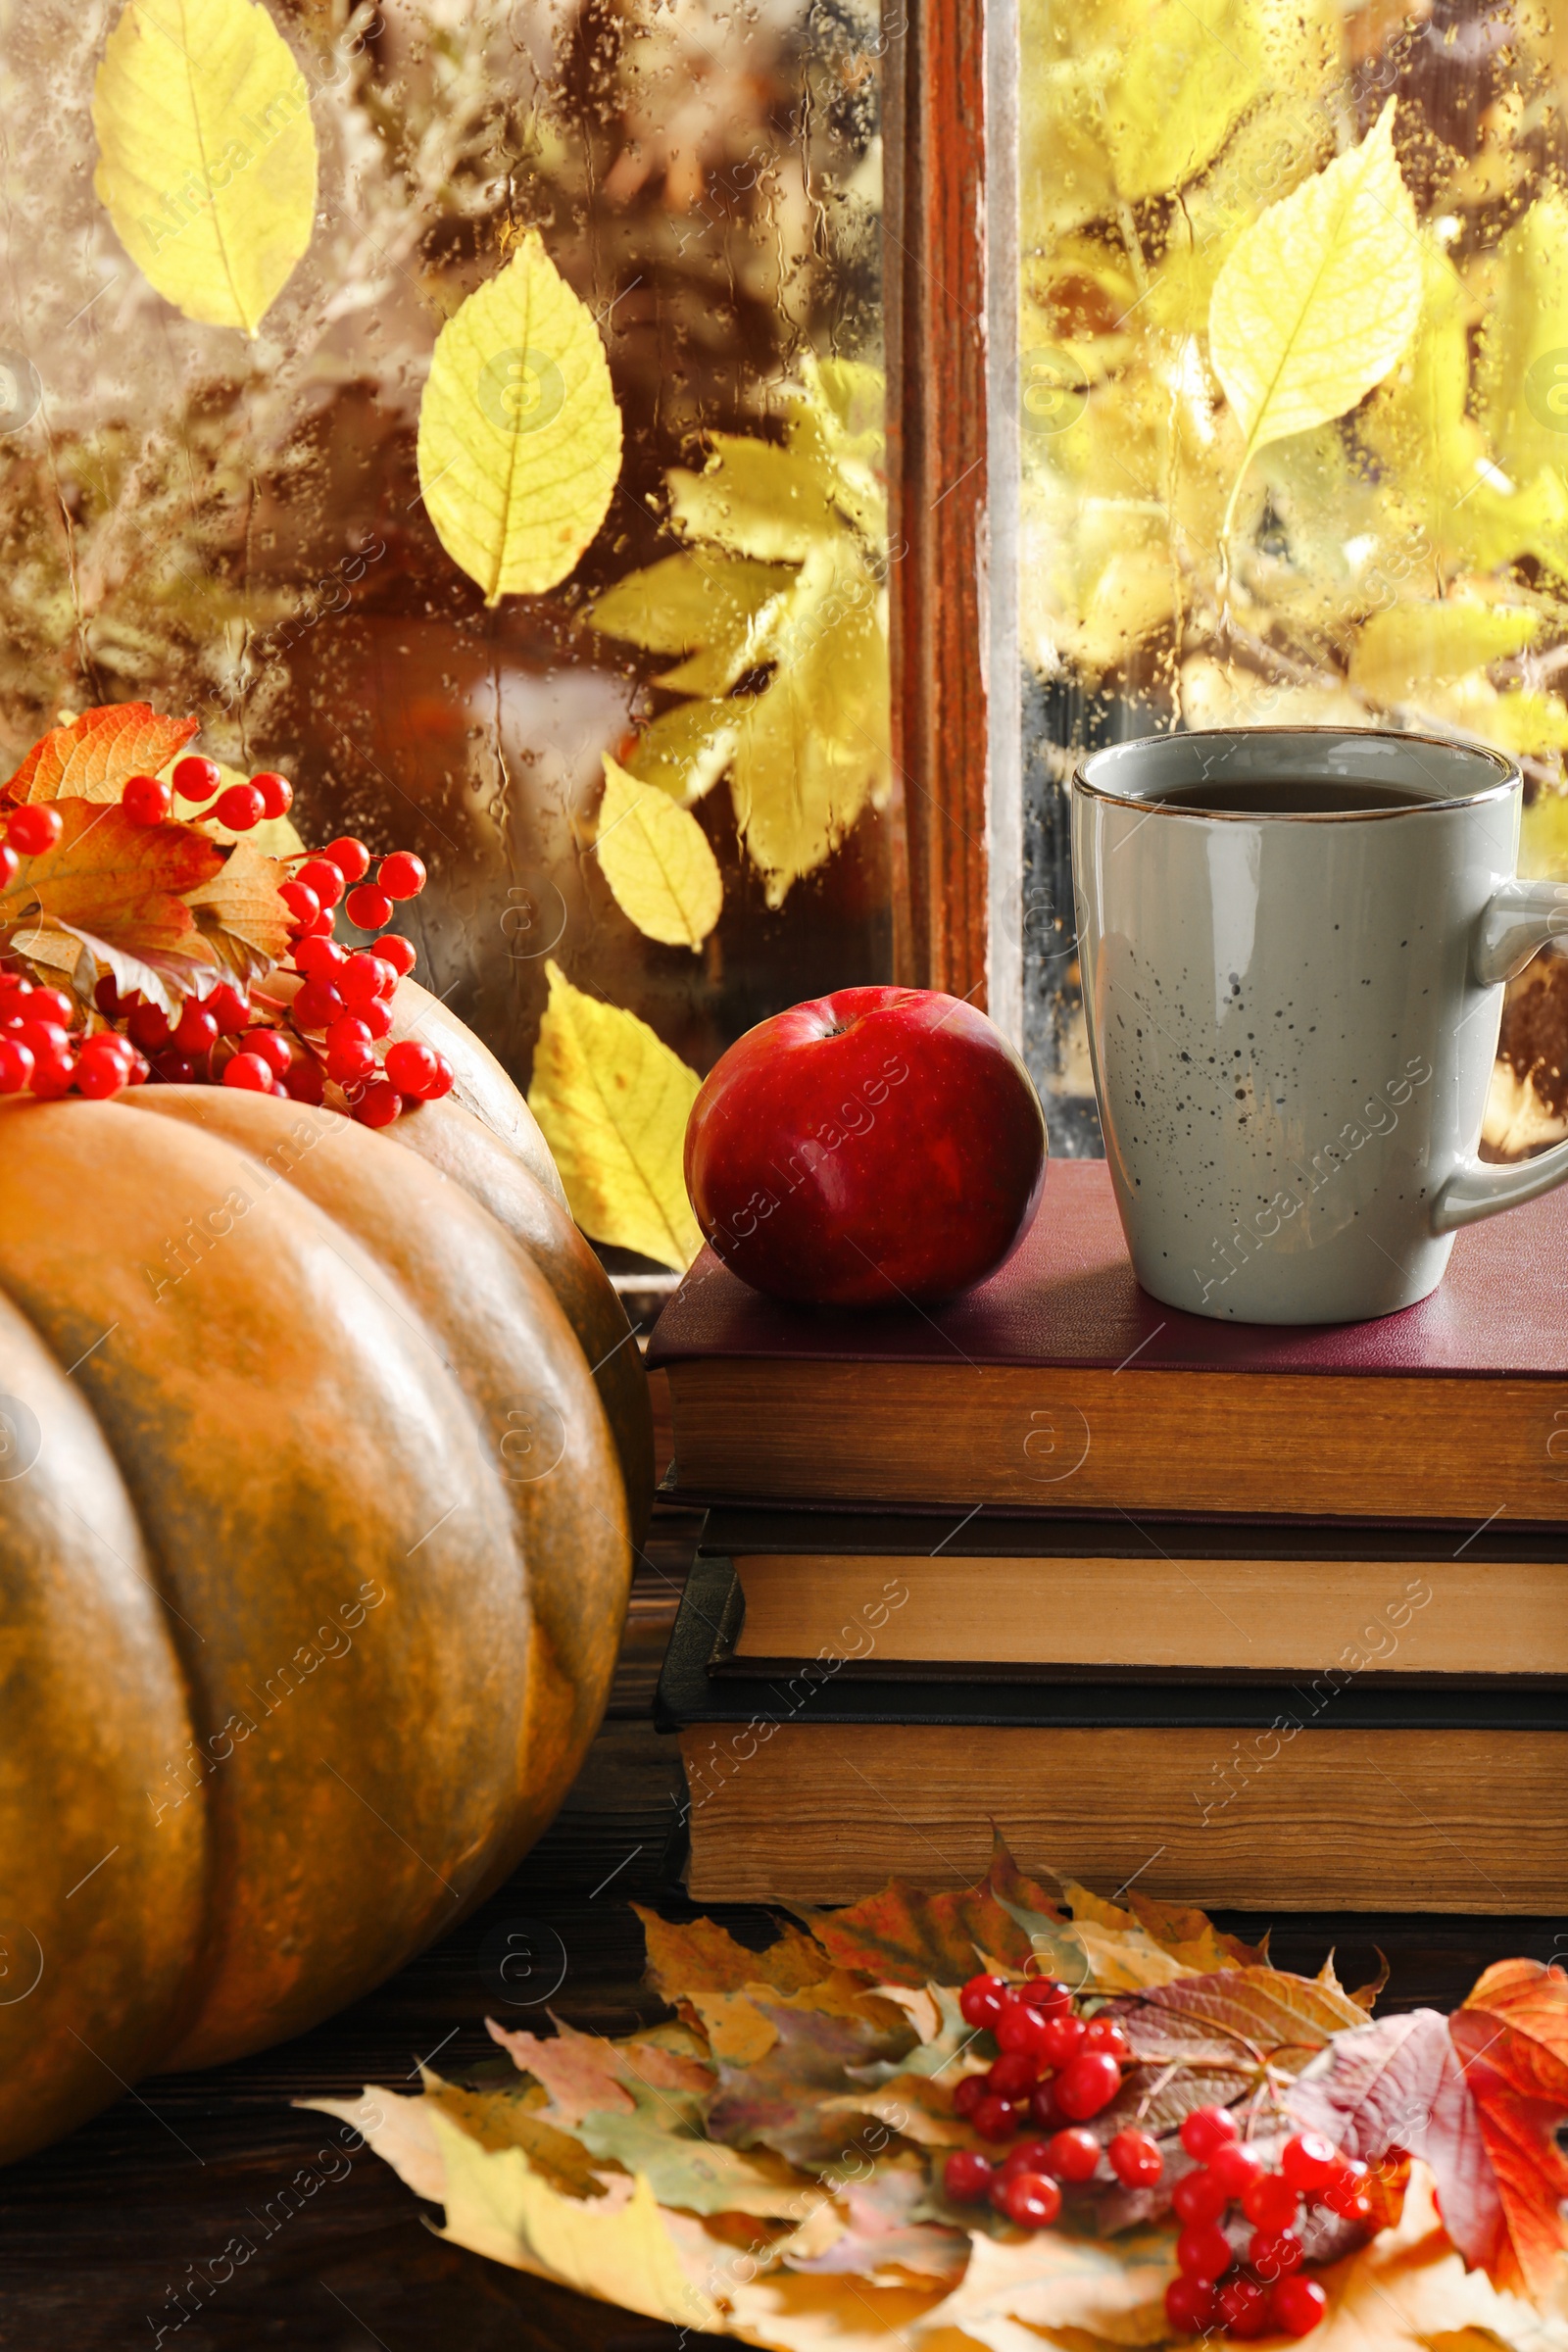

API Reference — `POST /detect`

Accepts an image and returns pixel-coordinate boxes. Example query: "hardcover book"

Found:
[693,1508,1568,1683]
[648,1160,1568,1522]
[658,1558,1568,1912]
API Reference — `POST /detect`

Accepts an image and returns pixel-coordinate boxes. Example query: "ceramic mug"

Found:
[1071,727,1568,1324]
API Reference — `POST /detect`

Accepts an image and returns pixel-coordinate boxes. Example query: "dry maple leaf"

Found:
[780,2159,968,2287]
[636,1906,834,2000]
[5,703,199,804]
[706,1990,912,2170]
[0,800,221,959]
[1289,1960,1568,2304]
[791,1829,1067,1987]
[183,840,294,974]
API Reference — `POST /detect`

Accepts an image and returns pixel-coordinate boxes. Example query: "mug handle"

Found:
[1432,880,1568,1234]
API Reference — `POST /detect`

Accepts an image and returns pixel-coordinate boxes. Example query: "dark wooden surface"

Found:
[3,1497,1559,2351]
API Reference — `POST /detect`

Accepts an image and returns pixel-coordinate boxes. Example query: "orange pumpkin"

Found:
[0,998,646,2162]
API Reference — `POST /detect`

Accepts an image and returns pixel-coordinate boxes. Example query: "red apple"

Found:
[684,986,1048,1305]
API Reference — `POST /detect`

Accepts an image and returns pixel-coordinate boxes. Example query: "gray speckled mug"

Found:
[1072,728,1568,1324]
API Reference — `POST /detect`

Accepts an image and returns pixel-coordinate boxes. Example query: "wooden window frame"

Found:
[884,0,1018,1038]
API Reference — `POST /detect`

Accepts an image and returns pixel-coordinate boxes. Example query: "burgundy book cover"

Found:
[647,1158,1568,1378]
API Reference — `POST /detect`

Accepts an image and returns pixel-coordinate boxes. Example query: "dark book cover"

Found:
[648,1158,1568,1379]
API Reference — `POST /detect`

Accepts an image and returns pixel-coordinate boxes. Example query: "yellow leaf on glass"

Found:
[1485,689,1568,757]
[526,960,701,1271]
[1477,192,1568,491]
[92,0,317,337]
[416,235,622,606]
[1209,101,1422,533]
[729,540,890,908]
[1104,0,1262,203]
[623,699,742,808]
[1349,604,1543,705]
[588,551,790,680]
[665,436,841,564]
[596,758,721,952]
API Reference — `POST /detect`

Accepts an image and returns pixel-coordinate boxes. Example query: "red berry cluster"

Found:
[939,1978,1352,2339]
[0,762,444,1129]
[942,1973,1158,2232]
[1162,2109,1361,2337]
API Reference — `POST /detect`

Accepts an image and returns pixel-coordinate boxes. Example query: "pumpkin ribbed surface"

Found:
[0,1080,634,2163]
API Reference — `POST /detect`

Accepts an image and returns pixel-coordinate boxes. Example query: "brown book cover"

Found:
[657,1559,1568,1911]
[648,1161,1568,1521]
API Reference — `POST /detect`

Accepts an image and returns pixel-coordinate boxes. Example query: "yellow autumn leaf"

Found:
[526,960,702,1271]
[416,235,622,607]
[596,757,721,952]
[729,538,891,908]
[1349,604,1544,705]
[1103,0,1262,203]
[92,0,317,337]
[589,552,792,688]
[1477,191,1568,491]
[425,2111,720,2330]
[1209,101,1423,533]
[623,699,743,808]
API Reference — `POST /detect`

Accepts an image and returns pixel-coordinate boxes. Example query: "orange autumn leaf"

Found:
[184,840,295,974]
[791,1829,1067,1987]
[6,703,199,804]
[0,800,220,956]
[1450,1960,1568,2301]
[635,1907,834,2001]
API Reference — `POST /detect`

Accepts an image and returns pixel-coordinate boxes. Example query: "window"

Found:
[0,0,892,1268]
[1004,0,1568,1158]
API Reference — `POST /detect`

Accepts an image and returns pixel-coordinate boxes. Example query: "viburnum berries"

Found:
[213,781,265,831]
[0,751,441,1122]
[172,756,221,804]
[1180,2105,1241,2162]
[1044,2128,1100,2182]
[998,2171,1061,2229]
[941,1981,1341,2334]
[942,2150,993,2202]
[1269,2275,1329,2335]
[1054,2050,1121,2121]
[7,804,62,856]
[378,850,425,899]
[1106,2129,1162,2188]
[122,773,171,825]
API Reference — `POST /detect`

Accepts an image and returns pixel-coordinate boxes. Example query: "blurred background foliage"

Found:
[1020,0,1568,1156]
[0,0,890,1253]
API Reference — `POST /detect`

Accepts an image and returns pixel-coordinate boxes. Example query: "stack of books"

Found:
[648,1160,1568,1912]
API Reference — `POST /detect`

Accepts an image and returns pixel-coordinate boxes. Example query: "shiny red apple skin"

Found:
[684,986,1048,1306]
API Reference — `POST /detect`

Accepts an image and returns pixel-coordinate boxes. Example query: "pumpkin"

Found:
[0,1008,647,2164]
